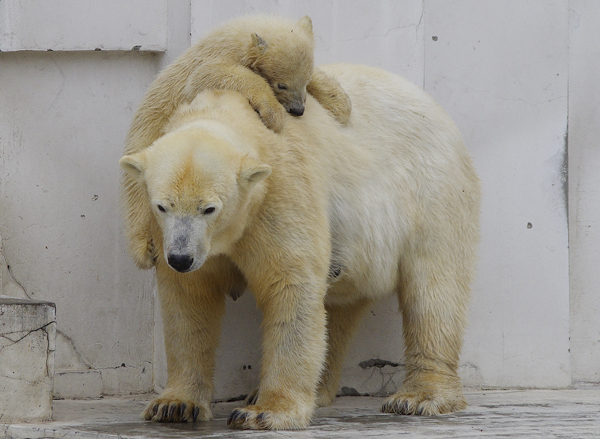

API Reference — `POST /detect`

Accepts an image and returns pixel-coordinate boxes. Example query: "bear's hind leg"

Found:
[316,299,372,407]
[383,253,471,416]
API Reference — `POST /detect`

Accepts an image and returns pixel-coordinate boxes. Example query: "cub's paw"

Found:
[142,398,212,423]
[307,68,352,126]
[381,390,467,416]
[132,236,157,269]
[254,100,286,133]
[227,405,310,430]
[325,90,352,126]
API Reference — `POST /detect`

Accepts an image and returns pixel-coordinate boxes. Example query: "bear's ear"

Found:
[298,16,313,33]
[240,163,272,185]
[119,153,146,181]
[251,33,268,54]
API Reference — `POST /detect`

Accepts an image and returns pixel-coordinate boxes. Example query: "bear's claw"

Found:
[227,409,249,426]
[244,389,259,406]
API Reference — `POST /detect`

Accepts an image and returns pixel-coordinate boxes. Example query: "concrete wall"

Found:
[0,0,598,400]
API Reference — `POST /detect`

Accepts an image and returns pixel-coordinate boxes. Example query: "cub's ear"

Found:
[251,33,268,54]
[119,153,146,181]
[240,163,272,184]
[298,16,313,33]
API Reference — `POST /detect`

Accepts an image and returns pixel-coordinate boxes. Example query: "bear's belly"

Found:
[324,204,404,306]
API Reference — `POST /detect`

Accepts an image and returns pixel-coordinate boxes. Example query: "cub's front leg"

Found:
[307,68,352,125]
[121,156,159,269]
[143,257,241,423]
[184,62,286,133]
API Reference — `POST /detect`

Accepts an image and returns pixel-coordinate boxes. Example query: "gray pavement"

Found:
[2,389,600,438]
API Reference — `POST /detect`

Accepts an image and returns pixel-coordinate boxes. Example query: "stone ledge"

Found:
[0,298,56,423]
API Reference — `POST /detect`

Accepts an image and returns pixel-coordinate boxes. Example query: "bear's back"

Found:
[280,64,480,303]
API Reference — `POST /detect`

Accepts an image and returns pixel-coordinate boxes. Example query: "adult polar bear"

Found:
[120,64,481,430]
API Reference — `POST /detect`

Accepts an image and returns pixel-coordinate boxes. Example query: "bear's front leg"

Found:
[227,278,327,430]
[143,258,230,423]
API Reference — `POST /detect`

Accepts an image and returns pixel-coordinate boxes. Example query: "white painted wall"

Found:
[425,0,571,389]
[0,0,598,400]
[0,50,158,396]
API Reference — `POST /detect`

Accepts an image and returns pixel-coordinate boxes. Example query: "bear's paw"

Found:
[142,398,212,423]
[227,404,311,430]
[381,390,467,416]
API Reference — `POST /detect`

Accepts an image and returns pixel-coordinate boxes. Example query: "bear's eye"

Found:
[157,204,166,213]
[277,83,287,90]
[204,206,216,215]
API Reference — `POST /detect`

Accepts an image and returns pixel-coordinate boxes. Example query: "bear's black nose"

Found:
[288,106,304,116]
[168,254,194,272]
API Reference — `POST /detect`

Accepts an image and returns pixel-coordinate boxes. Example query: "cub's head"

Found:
[248,16,315,117]
[120,109,271,273]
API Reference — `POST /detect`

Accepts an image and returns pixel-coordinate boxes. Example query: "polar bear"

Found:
[120,64,481,430]
[122,15,352,270]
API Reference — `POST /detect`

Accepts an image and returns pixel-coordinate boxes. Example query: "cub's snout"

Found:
[287,104,305,116]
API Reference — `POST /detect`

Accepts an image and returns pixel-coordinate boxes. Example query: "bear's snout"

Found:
[167,254,194,272]
[288,105,305,116]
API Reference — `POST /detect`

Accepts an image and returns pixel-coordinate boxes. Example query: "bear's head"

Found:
[247,16,315,117]
[120,93,271,273]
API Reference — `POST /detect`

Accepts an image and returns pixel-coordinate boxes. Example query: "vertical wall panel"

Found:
[568,0,600,385]
[424,0,570,387]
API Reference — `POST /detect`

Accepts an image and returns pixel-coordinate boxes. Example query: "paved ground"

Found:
[2,389,600,438]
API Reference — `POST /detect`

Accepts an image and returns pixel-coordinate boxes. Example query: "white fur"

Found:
[121,64,481,429]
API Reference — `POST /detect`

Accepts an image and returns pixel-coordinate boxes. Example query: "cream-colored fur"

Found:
[122,15,352,269]
[120,64,481,430]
